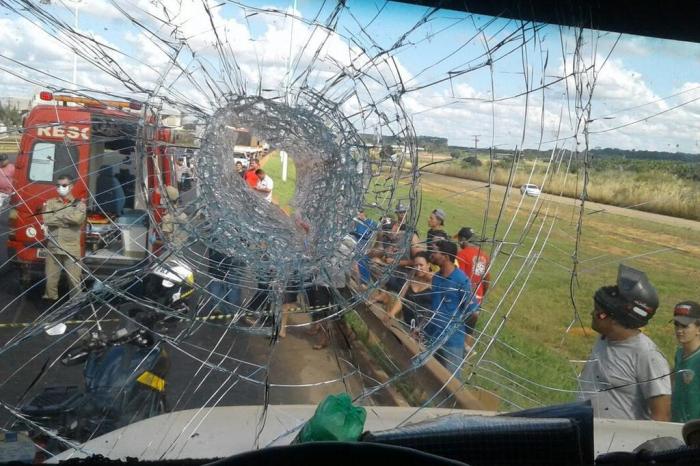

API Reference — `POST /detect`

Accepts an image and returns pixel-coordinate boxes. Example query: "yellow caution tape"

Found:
[0,305,335,329]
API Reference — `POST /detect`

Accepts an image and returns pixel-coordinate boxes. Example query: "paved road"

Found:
[420,171,700,232]
[0,209,364,431]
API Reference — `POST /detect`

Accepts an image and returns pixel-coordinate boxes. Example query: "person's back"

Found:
[116,168,135,209]
[354,216,377,245]
[456,244,490,302]
[95,166,118,215]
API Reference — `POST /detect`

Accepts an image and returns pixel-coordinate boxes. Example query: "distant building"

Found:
[224,126,266,148]
[0,96,32,111]
[160,108,182,128]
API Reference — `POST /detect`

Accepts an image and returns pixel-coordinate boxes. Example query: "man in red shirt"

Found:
[455,227,491,353]
[244,159,260,188]
[455,227,490,304]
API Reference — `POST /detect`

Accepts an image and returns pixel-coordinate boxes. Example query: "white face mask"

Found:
[57,185,71,197]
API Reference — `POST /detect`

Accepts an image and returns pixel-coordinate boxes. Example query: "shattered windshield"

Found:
[0,0,699,462]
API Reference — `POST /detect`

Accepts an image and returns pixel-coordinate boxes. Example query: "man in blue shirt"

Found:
[353,208,377,243]
[426,239,476,373]
[352,209,378,285]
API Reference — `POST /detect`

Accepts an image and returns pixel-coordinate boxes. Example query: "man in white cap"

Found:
[426,208,448,252]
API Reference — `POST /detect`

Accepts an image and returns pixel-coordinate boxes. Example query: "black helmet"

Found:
[594,264,659,328]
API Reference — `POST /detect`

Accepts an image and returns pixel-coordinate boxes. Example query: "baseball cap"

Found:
[432,208,446,222]
[455,227,474,241]
[673,301,700,326]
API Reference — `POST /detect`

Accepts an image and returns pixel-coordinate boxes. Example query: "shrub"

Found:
[462,156,482,167]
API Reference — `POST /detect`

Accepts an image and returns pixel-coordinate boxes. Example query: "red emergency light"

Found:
[39,91,53,101]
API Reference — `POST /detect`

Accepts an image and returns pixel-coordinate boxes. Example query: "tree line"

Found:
[0,104,22,126]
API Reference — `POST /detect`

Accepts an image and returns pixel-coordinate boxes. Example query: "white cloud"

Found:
[2,2,700,153]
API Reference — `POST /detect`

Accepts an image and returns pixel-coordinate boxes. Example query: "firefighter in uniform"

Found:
[41,175,86,301]
[161,185,189,249]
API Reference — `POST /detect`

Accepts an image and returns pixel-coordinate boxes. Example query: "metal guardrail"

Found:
[356,301,499,410]
[0,142,19,153]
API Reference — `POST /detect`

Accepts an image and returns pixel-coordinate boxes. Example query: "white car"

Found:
[233,154,250,168]
[520,183,542,196]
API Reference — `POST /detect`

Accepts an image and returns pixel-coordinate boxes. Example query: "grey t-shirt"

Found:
[578,333,671,420]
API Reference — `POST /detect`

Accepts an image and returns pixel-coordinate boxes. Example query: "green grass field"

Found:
[416,155,700,221]
[264,151,700,410]
[263,151,296,213]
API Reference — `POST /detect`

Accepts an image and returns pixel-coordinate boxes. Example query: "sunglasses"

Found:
[56,183,71,188]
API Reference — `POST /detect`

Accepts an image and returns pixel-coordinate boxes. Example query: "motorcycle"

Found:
[16,260,194,455]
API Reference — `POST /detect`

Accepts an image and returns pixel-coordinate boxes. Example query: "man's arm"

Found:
[42,201,64,227]
[410,233,424,257]
[257,179,273,193]
[648,394,671,422]
[482,269,491,294]
[384,282,408,322]
[638,349,672,421]
[61,201,86,226]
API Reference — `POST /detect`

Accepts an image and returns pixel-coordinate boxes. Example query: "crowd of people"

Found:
[355,204,489,372]
[235,158,274,202]
[2,146,699,424]
[577,265,700,423]
[354,202,700,424]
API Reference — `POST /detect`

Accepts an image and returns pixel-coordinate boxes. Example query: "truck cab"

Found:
[7,92,177,287]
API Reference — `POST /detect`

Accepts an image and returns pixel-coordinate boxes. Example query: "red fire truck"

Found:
[7,92,179,288]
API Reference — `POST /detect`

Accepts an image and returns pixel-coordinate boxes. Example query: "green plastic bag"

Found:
[294,393,367,443]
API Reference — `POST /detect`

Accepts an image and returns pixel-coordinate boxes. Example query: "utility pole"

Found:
[41,0,82,90]
[472,135,480,154]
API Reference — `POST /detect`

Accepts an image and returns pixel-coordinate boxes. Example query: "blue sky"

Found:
[2,0,700,152]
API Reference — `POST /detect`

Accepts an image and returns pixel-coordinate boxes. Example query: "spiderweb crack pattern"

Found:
[0,0,695,459]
